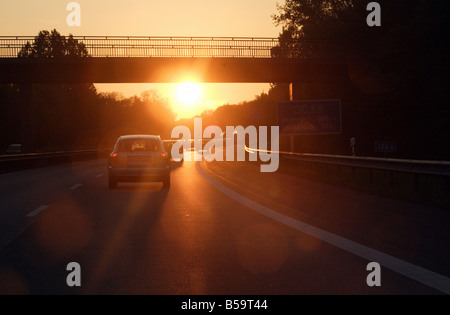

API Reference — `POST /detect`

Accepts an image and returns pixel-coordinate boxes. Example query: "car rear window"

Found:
[117,138,162,152]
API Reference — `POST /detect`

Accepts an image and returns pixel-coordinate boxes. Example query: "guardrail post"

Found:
[288,82,304,153]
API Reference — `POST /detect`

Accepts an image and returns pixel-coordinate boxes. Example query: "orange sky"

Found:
[0,0,282,118]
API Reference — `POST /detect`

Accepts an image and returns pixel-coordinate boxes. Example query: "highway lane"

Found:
[204,159,450,281]
[0,152,449,295]
[0,159,108,248]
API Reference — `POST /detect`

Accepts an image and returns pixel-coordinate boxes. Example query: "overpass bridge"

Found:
[0,36,350,84]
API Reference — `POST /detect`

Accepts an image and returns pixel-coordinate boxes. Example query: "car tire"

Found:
[162,174,170,189]
[109,176,117,189]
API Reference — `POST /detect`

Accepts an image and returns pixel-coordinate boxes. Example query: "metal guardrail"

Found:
[0,143,198,173]
[0,149,110,160]
[245,146,450,176]
[0,149,112,174]
[246,146,450,208]
[0,36,333,59]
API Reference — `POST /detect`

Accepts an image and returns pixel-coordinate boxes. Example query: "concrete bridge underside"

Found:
[0,57,350,84]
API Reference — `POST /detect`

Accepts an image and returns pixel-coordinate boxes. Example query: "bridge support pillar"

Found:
[289,82,304,102]
[19,84,36,153]
[288,82,304,153]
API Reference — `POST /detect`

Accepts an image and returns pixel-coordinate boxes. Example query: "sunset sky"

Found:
[0,0,283,118]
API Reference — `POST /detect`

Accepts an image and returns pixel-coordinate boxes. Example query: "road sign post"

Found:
[350,137,356,156]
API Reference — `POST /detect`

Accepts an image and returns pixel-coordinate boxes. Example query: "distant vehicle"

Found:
[108,135,170,189]
[162,141,173,160]
[6,144,22,154]
[163,140,185,162]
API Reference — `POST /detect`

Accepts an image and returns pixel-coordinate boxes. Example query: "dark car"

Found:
[6,144,22,154]
[108,135,170,189]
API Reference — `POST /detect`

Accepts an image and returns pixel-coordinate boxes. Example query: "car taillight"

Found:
[160,152,169,164]
[110,153,120,166]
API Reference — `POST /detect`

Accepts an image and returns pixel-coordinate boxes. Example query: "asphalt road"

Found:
[0,151,449,295]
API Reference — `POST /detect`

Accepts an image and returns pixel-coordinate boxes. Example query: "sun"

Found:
[175,82,202,106]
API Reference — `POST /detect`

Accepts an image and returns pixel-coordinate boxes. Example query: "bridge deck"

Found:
[0,36,349,83]
[0,57,348,84]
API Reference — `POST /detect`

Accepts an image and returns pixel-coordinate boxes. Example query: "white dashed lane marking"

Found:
[26,205,48,218]
[69,184,83,190]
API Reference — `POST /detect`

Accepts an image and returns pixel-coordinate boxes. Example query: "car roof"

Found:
[118,135,161,141]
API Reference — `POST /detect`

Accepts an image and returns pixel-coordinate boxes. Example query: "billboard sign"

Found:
[277,100,342,135]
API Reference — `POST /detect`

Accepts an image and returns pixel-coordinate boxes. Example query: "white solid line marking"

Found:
[26,205,48,218]
[69,184,83,190]
[196,162,450,295]
[95,174,104,178]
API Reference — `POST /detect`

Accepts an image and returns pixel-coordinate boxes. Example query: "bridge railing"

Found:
[0,36,336,59]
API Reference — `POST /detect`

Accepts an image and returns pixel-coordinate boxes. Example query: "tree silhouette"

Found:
[271,1,450,159]
[16,30,93,152]
[18,29,89,58]
[273,0,358,40]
